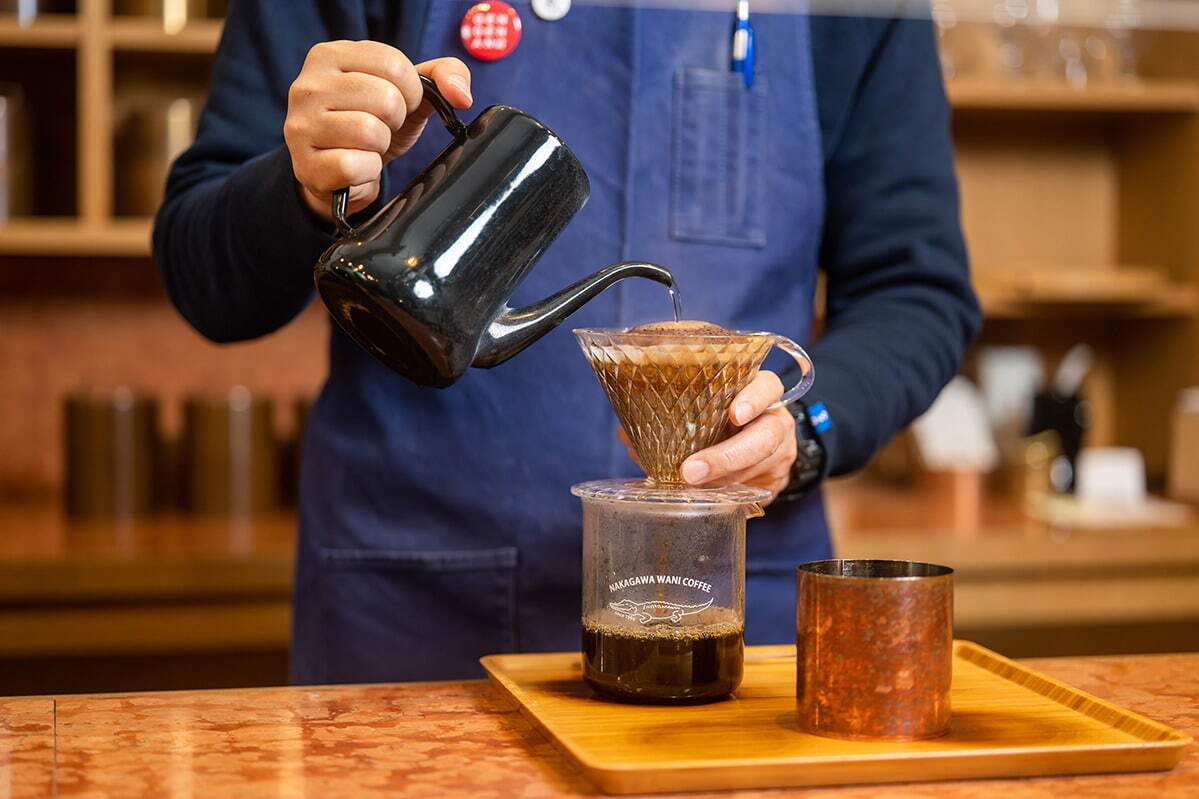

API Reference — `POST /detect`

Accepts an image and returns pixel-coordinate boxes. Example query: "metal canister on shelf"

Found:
[0,82,32,222]
[181,387,279,516]
[1169,387,1199,505]
[279,394,313,508]
[63,386,160,519]
[113,93,197,216]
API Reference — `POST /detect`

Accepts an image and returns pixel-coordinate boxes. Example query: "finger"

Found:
[718,465,792,501]
[302,111,392,154]
[301,182,379,220]
[682,408,792,485]
[626,447,642,467]
[708,453,794,504]
[295,148,383,194]
[416,57,473,108]
[309,40,424,113]
[729,371,785,426]
[317,72,408,130]
[707,441,796,490]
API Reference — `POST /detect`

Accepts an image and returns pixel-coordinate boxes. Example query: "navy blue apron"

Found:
[292,0,829,684]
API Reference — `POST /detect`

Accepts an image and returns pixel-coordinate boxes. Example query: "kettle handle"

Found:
[331,74,470,237]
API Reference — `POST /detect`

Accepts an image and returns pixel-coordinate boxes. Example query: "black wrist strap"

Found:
[777,400,827,504]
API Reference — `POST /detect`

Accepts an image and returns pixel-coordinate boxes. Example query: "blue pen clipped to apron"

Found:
[731,0,756,87]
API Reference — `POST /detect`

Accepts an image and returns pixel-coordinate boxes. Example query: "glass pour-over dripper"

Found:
[574,325,814,486]
[571,323,814,704]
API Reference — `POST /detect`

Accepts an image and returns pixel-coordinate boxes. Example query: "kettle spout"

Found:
[472,261,675,369]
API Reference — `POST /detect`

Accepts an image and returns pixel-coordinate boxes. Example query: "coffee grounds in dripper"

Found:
[628,320,731,336]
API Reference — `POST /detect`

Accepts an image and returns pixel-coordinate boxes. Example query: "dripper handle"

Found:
[331,75,469,237]
[768,335,815,409]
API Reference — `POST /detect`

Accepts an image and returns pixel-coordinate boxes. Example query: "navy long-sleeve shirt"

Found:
[154,2,980,478]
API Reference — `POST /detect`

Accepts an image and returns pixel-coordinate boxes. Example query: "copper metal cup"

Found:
[796,559,954,741]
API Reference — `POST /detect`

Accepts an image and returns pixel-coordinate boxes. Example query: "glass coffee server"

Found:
[575,480,768,702]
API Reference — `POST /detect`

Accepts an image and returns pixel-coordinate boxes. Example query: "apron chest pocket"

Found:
[671,68,768,249]
[318,546,518,683]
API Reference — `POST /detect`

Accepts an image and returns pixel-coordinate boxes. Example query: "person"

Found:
[155,0,980,683]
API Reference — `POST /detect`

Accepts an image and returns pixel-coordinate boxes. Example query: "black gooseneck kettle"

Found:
[313,76,673,388]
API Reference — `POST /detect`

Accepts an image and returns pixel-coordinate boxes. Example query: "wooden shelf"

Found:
[0,13,222,53]
[974,265,1199,319]
[948,78,1199,113]
[107,17,223,53]
[0,218,151,257]
[0,505,294,657]
[0,13,78,47]
[980,288,1199,319]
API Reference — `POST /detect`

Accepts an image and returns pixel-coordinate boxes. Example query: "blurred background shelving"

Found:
[0,3,222,255]
[974,264,1199,318]
[0,1,319,694]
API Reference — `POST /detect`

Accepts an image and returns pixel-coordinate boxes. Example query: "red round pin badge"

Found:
[460,1,522,62]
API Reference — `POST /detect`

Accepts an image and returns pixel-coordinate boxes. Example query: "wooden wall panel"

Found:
[78,0,113,224]
[955,117,1119,272]
[1116,113,1199,476]
[0,277,327,499]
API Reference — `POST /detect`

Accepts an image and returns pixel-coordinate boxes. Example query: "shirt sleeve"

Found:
[152,1,373,343]
[803,12,982,477]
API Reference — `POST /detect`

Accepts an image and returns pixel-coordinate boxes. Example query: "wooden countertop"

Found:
[1,652,1194,798]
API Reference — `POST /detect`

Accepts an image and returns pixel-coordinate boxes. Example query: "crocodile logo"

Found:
[609,598,713,625]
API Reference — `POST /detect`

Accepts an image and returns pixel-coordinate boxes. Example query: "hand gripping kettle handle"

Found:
[331,75,470,237]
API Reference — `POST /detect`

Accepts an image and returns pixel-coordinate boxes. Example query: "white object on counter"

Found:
[1052,343,1095,397]
[978,346,1043,428]
[1076,446,1147,509]
[1026,493,1192,530]
[911,376,1000,472]
[977,345,1043,461]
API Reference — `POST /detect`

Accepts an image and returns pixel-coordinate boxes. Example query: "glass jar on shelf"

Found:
[1104,0,1141,81]
[113,92,200,216]
[113,0,227,33]
[0,82,31,223]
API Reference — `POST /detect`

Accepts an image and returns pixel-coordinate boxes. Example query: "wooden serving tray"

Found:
[481,642,1190,794]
